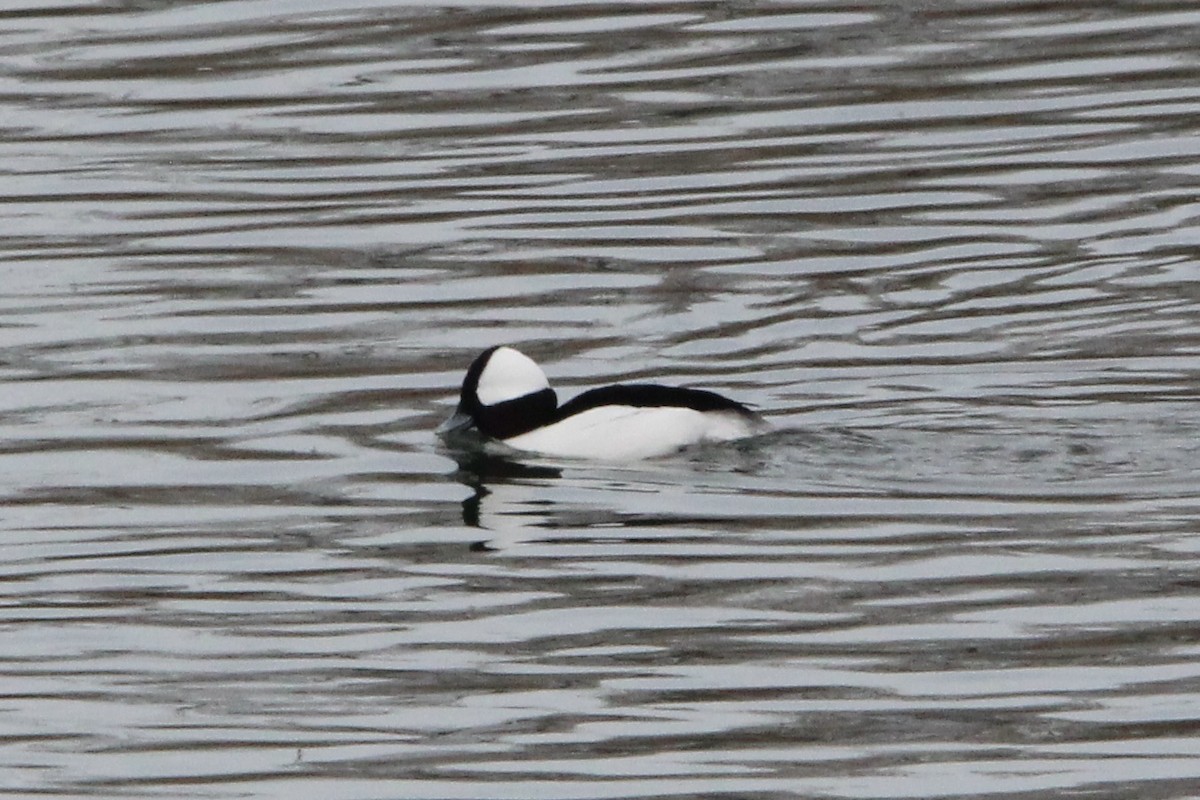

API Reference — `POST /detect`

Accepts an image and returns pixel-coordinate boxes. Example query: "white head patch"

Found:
[476,347,551,406]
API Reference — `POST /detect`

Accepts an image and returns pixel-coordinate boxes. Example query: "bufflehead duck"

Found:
[438,346,766,460]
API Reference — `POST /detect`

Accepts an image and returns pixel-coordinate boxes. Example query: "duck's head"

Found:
[438,346,558,440]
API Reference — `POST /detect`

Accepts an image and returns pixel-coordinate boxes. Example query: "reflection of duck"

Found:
[438,346,767,460]
[443,447,563,547]
[449,449,561,528]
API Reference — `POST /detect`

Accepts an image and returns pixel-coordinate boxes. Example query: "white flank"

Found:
[475,347,551,406]
[503,405,761,460]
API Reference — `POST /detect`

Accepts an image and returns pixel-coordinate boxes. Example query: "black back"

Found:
[554,383,757,422]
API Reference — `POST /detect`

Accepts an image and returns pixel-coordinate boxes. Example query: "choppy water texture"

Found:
[3,1,1200,798]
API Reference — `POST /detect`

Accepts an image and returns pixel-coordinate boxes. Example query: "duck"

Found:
[438,346,767,460]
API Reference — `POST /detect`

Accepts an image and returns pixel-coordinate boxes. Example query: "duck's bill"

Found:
[436,409,476,436]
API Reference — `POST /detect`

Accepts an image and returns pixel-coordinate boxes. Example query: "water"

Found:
[3,1,1200,797]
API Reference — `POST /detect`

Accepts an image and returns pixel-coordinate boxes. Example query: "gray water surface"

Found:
[3,1,1200,798]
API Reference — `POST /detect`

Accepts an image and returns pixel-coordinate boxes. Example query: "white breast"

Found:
[502,405,761,460]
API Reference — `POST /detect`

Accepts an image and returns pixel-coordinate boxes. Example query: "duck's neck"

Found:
[474,388,558,439]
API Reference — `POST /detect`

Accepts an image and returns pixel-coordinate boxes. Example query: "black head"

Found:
[440,346,558,440]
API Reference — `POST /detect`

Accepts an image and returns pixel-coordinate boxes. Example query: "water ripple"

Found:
[3,1,1200,798]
